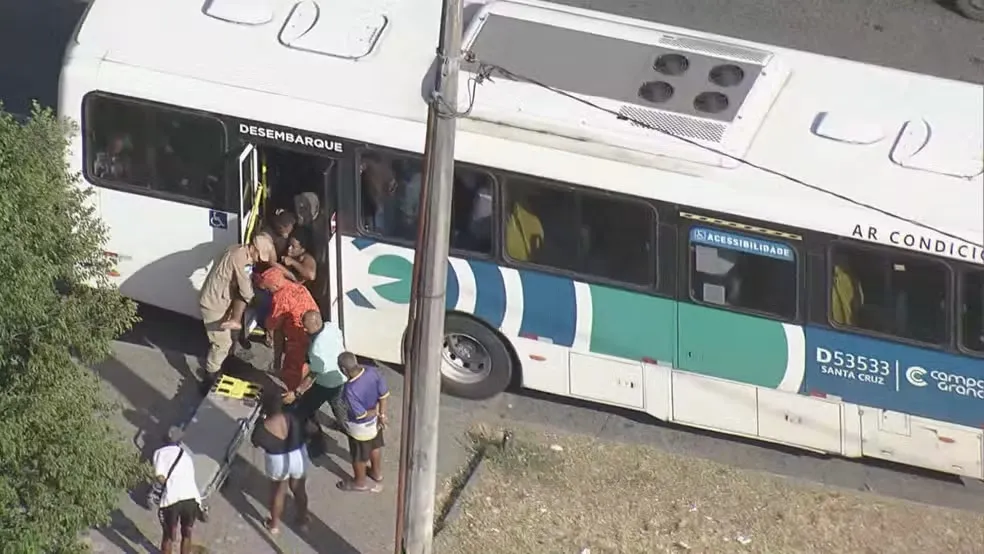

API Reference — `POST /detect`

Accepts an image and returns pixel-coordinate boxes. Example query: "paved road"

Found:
[133,305,984,516]
[0,0,981,120]
[81,305,984,552]
[88,306,480,554]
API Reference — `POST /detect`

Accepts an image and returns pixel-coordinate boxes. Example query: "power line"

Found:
[464,58,983,250]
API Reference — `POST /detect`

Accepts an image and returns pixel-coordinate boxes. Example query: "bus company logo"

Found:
[903,365,984,400]
[905,366,928,387]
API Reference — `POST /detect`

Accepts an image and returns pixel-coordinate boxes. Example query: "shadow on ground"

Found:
[92,305,359,553]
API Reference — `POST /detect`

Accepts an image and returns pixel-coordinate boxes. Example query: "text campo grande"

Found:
[904,365,984,400]
[239,123,344,153]
[852,224,984,264]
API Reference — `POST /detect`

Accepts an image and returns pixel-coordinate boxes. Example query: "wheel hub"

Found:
[441,332,492,384]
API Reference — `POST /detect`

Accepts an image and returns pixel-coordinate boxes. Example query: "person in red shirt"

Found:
[257,267,319,391]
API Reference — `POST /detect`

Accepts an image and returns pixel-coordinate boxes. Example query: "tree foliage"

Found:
[0,104,144,553]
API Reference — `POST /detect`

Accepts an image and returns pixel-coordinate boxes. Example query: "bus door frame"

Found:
[237,143,262,245]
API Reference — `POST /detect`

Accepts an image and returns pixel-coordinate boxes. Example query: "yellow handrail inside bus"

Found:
[243,151,268,244]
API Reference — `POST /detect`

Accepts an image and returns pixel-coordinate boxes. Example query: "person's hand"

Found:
[378,414,388,429]
[282,390,297,404]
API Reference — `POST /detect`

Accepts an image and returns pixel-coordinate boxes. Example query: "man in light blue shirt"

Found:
[285,310,348,438]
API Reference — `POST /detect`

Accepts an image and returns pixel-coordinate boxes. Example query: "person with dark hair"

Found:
[336,352,389,493]
[152,427,201,554]
[282,235,317,284]
[251,391,310,534]
[262,210,298,260]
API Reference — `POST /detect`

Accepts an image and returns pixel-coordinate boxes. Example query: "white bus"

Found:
[60,0,984,478]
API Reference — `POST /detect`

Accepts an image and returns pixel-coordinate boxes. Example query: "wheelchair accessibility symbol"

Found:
[209,210,228,229]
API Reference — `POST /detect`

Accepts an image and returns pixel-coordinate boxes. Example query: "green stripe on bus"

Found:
[677,304,787,388]
[588,285,676,364]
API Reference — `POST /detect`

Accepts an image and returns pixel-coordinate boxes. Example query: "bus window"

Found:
[358,149,494,255]
[84,95,227,208]
[689,227,797,320]
[503,178,573,268]
[503,177,655,286]
[960,270,984,354]
[580,194,655,285]
[829,244,948,345]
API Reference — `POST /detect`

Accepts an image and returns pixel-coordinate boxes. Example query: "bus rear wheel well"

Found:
[400,310,522,399]
[446,311,523,389]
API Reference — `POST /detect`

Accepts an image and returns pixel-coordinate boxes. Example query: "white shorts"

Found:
[264,446,309,482]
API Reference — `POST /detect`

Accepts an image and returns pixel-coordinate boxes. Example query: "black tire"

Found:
[439,315,514,400]
[955,0,984,21]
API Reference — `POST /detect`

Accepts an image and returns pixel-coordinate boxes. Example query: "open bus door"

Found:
[238,143,263,245]
[237,143,266,341]
[310,160,339,325]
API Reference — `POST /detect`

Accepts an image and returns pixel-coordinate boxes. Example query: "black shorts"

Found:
[347,431,384,463]
[160,499,198,537]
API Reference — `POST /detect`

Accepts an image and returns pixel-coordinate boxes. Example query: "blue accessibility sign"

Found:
[209,210,228,229]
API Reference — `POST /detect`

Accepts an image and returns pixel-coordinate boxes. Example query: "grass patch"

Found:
[435,425,984,554]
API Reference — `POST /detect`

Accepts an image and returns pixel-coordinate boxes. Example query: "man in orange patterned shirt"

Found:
[257,268,319,391]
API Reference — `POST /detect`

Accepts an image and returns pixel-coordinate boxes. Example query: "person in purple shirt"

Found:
[336,351,389,493]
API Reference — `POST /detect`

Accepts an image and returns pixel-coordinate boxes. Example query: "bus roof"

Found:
[69,0,983,263]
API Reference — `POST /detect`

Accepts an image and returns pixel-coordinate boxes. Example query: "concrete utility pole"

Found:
[393,0,463,551]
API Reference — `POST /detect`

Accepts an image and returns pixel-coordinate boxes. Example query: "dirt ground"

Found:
[434,425,984,554]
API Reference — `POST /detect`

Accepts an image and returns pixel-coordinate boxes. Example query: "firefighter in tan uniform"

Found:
[198,235,275,382]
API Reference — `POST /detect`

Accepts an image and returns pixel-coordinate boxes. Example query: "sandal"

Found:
[336,479,382,493]
[264,518,280,535]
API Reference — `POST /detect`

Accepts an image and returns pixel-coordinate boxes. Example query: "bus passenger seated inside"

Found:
[505,189,545,263]
[828,245,947,344]
[93,133,134,181]
[360,150,495,254]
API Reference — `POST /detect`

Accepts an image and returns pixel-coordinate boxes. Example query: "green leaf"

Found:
[0,102,144,553]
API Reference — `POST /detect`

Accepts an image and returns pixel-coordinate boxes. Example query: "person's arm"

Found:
[284,371,315,404]
[285,255,316,282]
[233,258,255,304]
[152,448,170,484]
[296,373,316,394]
[271,260,299,282]
[376,372,391,427]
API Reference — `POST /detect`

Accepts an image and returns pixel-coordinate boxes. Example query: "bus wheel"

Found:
[955,0,984,21]
[440,315,513,400]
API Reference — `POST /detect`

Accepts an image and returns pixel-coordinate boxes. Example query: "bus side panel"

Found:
[338,238,412,365]
[802,327,984,477]
[677,304,792,388]
[583,285,676,365]
[673,305,796,437]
